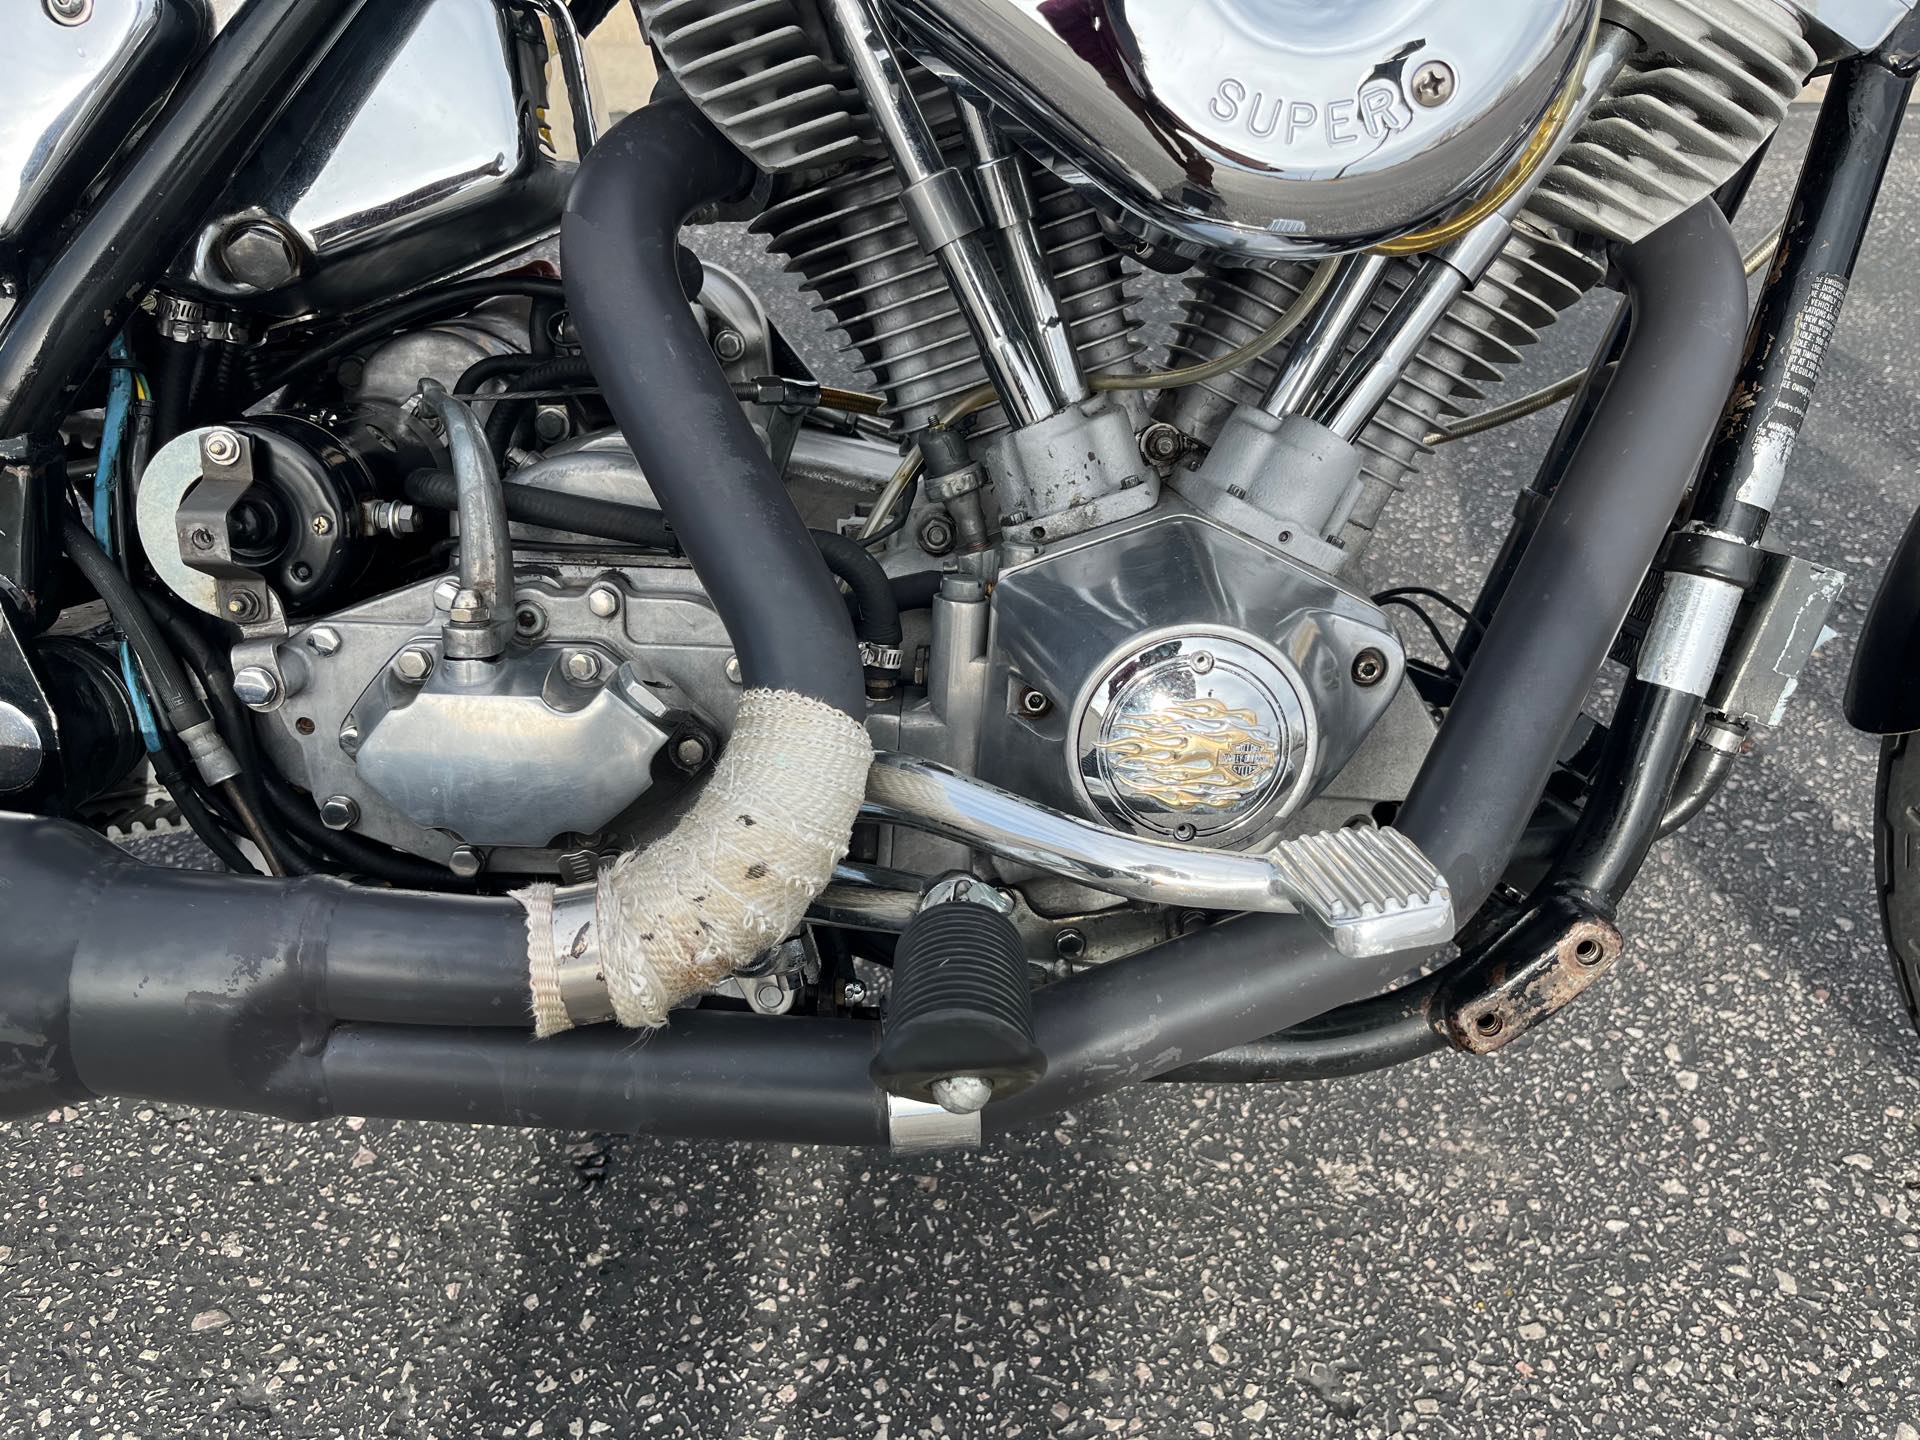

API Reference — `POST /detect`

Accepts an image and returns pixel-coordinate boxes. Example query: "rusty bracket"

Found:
[1436,894,1625,1054]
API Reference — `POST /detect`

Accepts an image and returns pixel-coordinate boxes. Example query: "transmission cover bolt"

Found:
[232,666,281,712]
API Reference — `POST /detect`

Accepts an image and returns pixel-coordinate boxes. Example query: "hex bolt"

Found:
[533,405,571,444]
[1138,422,1187,467]
[392,647,435,684]
[711,328,748,364]
[918,515,956,556]
[201,428,242,467]
[45,0,92,25]
[724,654,743,686]
[673,735,710,771]
[218,220,302,290]
[305,626,343,657]
[1351,648,1389,687]
[318,795,361,832]
[586,583,622,619]
[563,650,603,686]
[1019,688,1052,718]
[432,577,462,611]
[232,666,281,712]
[1411,61,1457,108]
[447,846,486,880]
[1054,928,1088,962]
[338,721,362,758]
[931,1075,994,1116]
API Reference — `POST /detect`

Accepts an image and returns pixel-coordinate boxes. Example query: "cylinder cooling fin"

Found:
[1158,0,1814,560]
[640,0,1816,560]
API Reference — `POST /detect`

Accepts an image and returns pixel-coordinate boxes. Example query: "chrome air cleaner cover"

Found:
[889,0,1599,258]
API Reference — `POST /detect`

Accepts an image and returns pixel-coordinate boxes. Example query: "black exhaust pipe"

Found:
[0,133,1747,1142]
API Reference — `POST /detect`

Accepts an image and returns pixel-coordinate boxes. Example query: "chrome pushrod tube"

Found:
[958,99,1091,407]
[1260,253,1392,417]
[822,0,1060,427]
[1316,27,1636,443]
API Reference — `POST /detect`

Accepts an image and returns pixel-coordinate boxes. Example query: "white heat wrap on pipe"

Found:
[519,689,874,1036]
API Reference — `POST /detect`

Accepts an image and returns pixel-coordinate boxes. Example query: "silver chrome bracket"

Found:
[888,1093,983,1151]
[864,753,1455,959]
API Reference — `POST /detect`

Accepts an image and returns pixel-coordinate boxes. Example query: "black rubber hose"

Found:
[563,100,866,716]
[0,0,367,440]
[405,469,900,653]
[259,770,473,891]
[147,740,259,876]
[1660,739,1738,838]
[59,516,208,737]
[455,353,544,397]
[481,356,597,461]
[142,596,310,876]
[811,529,903,655]
[151,340,198,450]
[405,469,677,550]
[253,277,570,400]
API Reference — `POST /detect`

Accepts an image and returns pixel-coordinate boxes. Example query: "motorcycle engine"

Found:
[134,0,1817,899]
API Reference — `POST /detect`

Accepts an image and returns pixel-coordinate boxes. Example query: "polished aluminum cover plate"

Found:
[172,0,569,317]
[890,0,1599,257]
[1078,635,1308,846]
[0,0,206,247]
[981,511,1405,848]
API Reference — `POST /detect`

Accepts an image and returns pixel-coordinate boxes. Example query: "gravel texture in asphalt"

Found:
[4,108,1920,1438]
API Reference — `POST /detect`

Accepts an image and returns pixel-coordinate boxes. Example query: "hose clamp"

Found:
[859,642,905,672]
[550,888,615,1028]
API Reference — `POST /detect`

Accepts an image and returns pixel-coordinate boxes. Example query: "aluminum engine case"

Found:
[978,510,1406,851]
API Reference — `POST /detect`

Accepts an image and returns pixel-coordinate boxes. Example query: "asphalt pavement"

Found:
[4,106,1920,1438]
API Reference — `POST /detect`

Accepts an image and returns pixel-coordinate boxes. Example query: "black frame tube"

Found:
[0,0,370,444]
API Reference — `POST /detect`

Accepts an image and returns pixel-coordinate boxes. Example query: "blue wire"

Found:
[91,336,164,753]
